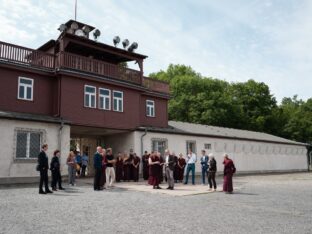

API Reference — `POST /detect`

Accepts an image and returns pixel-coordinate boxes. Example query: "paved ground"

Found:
[0,173,312,234]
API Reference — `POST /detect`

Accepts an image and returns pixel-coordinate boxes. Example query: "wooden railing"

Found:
[143,77,170,94]
[0,41,54,69]
[0,41,169,94]
[56,52,142,85]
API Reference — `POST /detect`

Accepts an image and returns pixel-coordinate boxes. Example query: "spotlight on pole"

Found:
[113,36,120,47]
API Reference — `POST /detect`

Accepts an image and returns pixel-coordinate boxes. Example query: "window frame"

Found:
[186,140,197,155]
[15,130,42,159]
[98,88,111,110]
[17,77,34,101]
[204,143,212,150]
[113,90,123,112]
[151,138,168,156]
[146,100,155,117]
[84,85,97,108]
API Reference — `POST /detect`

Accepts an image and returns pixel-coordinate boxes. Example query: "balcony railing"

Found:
[56,52,142,85]
[0,41,170,94]
[0,41,54,69]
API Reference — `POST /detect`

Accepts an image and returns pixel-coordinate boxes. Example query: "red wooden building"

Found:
[0,20,170,182]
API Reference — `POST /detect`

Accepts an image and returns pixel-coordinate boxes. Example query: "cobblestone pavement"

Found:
[0,173,311,234]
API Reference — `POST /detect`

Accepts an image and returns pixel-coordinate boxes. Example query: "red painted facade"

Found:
[0,20,170,130]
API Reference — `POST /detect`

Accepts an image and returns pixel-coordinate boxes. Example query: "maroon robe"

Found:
[177,157,186,182]
[123,155,133,181]
[132,156,140,182]
[223,159,236,193]
[173,156,179,181]
[115,157,123,182]
[142,154,150,180]
[148,156,160,186]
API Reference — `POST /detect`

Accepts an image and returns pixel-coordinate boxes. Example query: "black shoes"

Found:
[59,187,65,190]
[39,190,46,194]
[166,187,174,190]
[46,190,53,193]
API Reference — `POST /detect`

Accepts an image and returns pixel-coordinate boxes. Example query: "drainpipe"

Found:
[58,119,64,154]
[140,127,147,156]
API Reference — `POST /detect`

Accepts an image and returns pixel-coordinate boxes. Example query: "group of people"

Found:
[93,147,141,190]
[93,146,236,193]
[37,143,236,195]
[37,144,64,194]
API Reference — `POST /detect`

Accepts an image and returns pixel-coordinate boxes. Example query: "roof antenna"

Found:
[74,0,77,21]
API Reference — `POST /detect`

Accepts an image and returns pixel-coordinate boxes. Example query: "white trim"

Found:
[113,90,123,112]
[146,99,155,117]
[84,85,97,108]
[98,88,111,110]
[17,77,33,101]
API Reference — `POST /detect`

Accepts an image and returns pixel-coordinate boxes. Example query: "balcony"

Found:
[0,41,169,95]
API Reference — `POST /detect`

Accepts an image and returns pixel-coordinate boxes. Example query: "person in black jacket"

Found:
[50,150,64,191]
[208,153,217,191]
[93,146,103,191]
[38,144,53,194]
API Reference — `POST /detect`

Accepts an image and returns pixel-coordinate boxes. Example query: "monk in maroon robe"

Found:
[142,151,150,180]
[115,153,123,182]
[148,152,161,189]
[223,154,236,193]
[173,154,179,182]
[177,153,186,183]
[132,153,140,182]
[123,153,133,181]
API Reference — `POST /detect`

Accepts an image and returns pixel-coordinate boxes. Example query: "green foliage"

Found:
[150,64,312,143]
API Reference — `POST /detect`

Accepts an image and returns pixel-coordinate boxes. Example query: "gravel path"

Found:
[0,173,311,234]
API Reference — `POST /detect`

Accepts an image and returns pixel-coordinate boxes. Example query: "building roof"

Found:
[138,121,307,146]
[0,111,70,124]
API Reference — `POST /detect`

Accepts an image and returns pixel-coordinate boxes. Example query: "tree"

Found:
[149,64,312,143]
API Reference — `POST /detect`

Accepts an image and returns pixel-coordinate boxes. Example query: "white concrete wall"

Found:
[136,131,308,173]
[0,119,70,179]
[102,132,136,155]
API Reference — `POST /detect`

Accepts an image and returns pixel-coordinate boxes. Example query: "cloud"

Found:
[0,0,311,102]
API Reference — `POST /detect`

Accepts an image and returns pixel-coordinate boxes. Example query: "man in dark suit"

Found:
[93,146,103,191]
[165,149,176,190]
[38,144,53,194]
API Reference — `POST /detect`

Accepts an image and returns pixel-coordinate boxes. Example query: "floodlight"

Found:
[113,36,120,47]
[58,24,67,32]
[82,25,91,33]
[122,39,129,49]
[93,29,101,40]
[128,42,138,52]
[70,22,79,30]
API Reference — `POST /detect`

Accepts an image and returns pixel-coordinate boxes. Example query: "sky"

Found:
[0,0,311,102]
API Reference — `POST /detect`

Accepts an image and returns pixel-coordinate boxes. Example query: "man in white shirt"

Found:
[184,149,197,185]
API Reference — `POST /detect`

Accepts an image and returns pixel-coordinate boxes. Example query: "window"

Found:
[146,100,155,117]
[113,91,123,112]
[84,85,96,108]
[18,77,33,101]
[16,131,41,158]
[186,141,196,154]
[152,139,167,156]
[204,143,211,150]
[99,88,111,110]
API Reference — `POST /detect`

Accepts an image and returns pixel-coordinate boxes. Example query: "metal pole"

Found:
[74,0,77,21]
